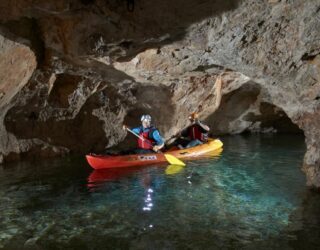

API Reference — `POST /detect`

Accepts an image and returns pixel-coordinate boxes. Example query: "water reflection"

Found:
[87,150,223,218]
[87,167,141,185]
[143,188,154,211]
[87,166,166,212]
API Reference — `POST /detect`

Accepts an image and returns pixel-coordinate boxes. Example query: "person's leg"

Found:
[134,148,154,154]
[185,139,203,148]
[174,138,190,149]
[119,149,135,155]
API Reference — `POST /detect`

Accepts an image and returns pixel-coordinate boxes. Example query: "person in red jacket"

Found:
[123,114,165,154]
[178,112,210,148]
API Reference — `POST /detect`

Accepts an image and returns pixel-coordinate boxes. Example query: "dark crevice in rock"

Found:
[28,111,39,121]
[115,34,187,62]
[244,102,303,134]
[0,17,45,65]
[205,82,303,135]
[257,20,265,27]
[301,53,318,61]
[48,74,84,108]
[205,82,261,135]
[192,64,228,72]
[80,0,96,5]
[119,40,134,49]
[126,0,135,12]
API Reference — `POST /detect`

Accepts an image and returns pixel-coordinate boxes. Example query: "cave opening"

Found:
[205,81,304,136]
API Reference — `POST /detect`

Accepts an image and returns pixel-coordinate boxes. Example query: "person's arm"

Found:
[166,126,189,144]
[196,120,210,132]
[131,127,141,135]
[123,125,141,135]
[151,130,164,151]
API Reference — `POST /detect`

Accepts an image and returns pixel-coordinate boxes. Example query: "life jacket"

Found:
[138,126,156,150]
[188,124,208,142]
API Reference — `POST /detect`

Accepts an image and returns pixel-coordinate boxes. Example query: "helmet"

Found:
[141,114,152,122]
[189,112,199,120]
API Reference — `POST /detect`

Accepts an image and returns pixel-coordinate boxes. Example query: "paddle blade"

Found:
[164,154,186,166]
[165,164,185,175]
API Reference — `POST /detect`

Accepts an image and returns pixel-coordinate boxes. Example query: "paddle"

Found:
[165,164,185,175]
[125,127,186,166]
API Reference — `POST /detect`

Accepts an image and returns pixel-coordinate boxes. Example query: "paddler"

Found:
[123,114,165,154]
[177,112,210,148]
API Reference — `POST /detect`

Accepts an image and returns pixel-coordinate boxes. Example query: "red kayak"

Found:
[86,138,223,170]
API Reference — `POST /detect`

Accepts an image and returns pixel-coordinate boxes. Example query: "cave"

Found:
[0,0,320,248]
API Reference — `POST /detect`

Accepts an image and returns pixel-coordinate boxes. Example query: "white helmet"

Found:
[141,114,152,122]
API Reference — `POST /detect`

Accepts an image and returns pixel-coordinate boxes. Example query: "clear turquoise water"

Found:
[1,134,319,249]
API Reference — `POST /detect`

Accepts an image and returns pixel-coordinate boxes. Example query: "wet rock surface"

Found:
[0,0,319,187]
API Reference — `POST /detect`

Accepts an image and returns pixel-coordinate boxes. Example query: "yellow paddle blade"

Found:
[164,154,186,166]
[165,164,185,175]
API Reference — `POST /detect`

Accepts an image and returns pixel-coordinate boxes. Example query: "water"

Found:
[0,134,319,249]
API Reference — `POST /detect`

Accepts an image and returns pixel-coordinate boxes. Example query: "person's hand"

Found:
[122,124,128,131]
[153,145,161,152]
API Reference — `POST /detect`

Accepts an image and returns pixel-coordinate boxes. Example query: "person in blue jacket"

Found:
[123,114,165,154]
